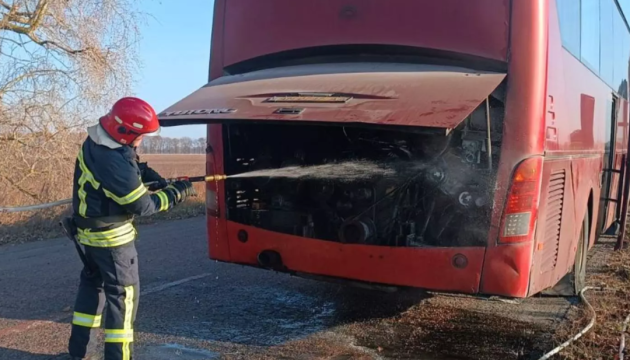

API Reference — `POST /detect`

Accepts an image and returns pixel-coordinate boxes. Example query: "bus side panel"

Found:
[548,35,611,226]
[528,158,599,295]
[528,0,566,295]
[480,0,548,298]
[569,157,600,249]
[529,159,572,294]
[207,124,232,261]
[528,0,599,295]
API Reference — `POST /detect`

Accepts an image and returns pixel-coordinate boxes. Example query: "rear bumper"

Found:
[210,220,486,294]
[479,242,534,298]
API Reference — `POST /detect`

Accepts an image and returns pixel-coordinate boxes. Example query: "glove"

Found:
[167,180,195,204]
[138,162,168,191]
[149,178,168,192]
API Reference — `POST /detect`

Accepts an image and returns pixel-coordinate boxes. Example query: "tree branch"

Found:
[0,1,32,17]
[1,0,90,55]
[0,173,40,201]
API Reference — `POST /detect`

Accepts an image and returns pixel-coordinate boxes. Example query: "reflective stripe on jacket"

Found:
[72,137,176,246]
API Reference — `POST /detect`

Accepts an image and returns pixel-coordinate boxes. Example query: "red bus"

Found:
[158,0,630,298]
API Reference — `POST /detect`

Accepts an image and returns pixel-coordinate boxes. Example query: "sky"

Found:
[133,0,215,138]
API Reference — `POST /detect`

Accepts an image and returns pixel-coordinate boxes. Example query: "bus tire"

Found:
[549,211,589,296]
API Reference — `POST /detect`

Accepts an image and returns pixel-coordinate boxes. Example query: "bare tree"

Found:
[196,137,205,154]
[138,136,207,154]
[0,0,143,209]
[180,137,192,154]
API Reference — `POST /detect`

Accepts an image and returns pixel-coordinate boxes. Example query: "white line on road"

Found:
[141,273,213,296]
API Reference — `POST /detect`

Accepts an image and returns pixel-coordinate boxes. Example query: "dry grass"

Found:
[553,237,630,360]
[134,154,207,225]
[0,154,207,245]
[139,154,206,180]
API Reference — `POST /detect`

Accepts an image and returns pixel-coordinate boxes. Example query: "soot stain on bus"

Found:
[222,95,505,249]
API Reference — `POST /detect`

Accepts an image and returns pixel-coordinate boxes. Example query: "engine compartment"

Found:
[223,98,504,248]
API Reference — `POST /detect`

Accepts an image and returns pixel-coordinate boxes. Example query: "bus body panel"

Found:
[205,0,547,298]
[477,242,533,297]
[529,158,577,295]
[159,64,507,129]
[224,222,485,293]
[215,0,509,69]
[163,0,630,298]
[207,124,231,261]
[526,0,629,295]
[478,0,548,297]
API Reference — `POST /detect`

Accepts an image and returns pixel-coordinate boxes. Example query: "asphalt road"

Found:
[0,217,572,360]
[0,217,395,360]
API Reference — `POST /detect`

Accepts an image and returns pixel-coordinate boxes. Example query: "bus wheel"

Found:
[549,212,589,296]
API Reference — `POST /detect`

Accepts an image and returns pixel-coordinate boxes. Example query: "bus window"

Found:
[601,0,615,86]
[557,0,581,57]
[581,0,600,73]
[613,6,630,96]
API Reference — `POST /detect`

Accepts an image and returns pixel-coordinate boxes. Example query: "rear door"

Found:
[158,63,506,132]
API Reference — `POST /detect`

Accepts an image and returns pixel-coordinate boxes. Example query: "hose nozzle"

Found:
[168,174,228,184]
[204,174,228,182]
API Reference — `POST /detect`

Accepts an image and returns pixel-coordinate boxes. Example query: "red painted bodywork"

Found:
[525,0,629,295]
[159,64,506,129]
[159,0,630,298]
[226,222,485,293]
[478,0,549,297]
[212,0,509,76]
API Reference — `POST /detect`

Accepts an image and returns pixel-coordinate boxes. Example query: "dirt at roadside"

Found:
[221,280,574,360]
[332,286,574,360]
[339,238,629,360]
[553,237,630,360]
[227,238,626,360]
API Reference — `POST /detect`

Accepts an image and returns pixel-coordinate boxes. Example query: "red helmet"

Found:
[99,97,160,145]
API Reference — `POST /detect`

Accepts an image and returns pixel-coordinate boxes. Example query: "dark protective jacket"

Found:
[71,136,177,247]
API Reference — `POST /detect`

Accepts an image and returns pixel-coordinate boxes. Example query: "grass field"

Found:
[140,153,207,195]
[140,154,207,180]
[136,154,207,224]
[0,154,208,245]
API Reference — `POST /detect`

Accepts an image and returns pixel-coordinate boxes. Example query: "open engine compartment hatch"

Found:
[158,63,506,132]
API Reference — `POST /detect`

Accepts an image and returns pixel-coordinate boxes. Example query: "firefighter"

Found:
[65,97,194,360]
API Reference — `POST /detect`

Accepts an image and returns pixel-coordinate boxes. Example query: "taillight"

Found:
[499,157,543,243]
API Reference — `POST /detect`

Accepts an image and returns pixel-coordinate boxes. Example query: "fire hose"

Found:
[620,312,630,360]
[0,175,228,213]
[51,174,226,275]
[537,286,603,360]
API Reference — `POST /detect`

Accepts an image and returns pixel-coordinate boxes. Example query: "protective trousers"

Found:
[68,241,139,360]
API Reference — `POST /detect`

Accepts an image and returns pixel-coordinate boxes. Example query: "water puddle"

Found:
[136,343,219,359]
[188,286,336,346]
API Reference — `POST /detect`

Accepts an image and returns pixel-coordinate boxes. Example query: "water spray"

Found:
[0,175,229,213]
[0,160,394,213]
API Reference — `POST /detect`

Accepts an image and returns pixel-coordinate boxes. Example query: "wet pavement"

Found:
[0,217,572,360]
